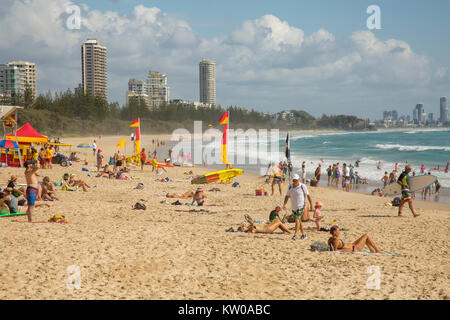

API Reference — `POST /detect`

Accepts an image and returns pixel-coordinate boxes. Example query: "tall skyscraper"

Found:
[81,38,107,100]
[145,71,169,107]
[127,78,150,107]
[440,97,448,123]
[199,58,216,106]
[0,61,36,100]
[414,104,425,123]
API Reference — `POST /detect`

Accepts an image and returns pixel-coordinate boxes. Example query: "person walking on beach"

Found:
[92,140,97,157]
[327,165,332,186]
[334,163,341,188]
[314,164,321,187]
[283,174,313,241]
[397,165,420,218]
[97,149,104,171]
[381,171,389,188]
[343,163,350,192]
[24,160,39,223]
[270,163,283,196]
[140,148,146,171]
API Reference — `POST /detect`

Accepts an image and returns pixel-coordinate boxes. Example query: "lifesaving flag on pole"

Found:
[130,118,140,128]
[285,132,290,160]
[221,124,228,165]
[219,111,229,125]
[134,119,141,154]
[116,138,126,149]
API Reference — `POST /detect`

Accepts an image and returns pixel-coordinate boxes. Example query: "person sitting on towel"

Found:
[192,188,224,206]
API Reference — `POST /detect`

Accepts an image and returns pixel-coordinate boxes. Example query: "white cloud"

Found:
[0,0,448,119]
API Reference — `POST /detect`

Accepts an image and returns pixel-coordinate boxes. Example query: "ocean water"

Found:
[285,129,450,188]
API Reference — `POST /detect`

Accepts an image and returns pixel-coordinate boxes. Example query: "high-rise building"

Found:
[428,113,434,122]
[145,71,169,107]
[81,38,107,99]
[0,61,36,100]
[128,79,146,95]
[383,110,398,121]
[199,58,216,106]
[414,104,425,123]
[440,97,448,123]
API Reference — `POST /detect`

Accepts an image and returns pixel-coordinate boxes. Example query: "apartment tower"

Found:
[199,58,216,106]
[0,61,36,100]
[81,38,107,99]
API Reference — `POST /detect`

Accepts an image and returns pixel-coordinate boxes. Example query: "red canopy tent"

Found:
[6,122,48,144]
[2,123,48,166]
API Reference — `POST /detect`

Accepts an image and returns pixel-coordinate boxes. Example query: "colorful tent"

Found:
[5,122,48,144]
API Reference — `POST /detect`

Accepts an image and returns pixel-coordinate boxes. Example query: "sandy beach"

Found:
[0,135,449,300]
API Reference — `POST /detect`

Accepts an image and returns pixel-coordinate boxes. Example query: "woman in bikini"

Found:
[328,225,382,253]
[238,214,293,234]
[192,188,224,206]
[41,176,59,201]
[166,190,195,198]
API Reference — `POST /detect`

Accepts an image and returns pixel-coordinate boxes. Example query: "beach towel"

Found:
[61,179,78,191]
[0,211,27,218]
[328,249,405,257]
[175,209,210,213]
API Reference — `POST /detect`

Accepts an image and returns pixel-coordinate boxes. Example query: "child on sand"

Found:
[313,201,324,230]
[97,149,104,171]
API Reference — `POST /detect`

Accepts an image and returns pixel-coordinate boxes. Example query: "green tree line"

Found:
[0,89,374,136]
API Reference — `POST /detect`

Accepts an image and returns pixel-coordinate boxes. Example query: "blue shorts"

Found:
[26,187,38,206]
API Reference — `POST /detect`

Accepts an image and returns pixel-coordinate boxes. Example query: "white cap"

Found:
[292,174,300,180]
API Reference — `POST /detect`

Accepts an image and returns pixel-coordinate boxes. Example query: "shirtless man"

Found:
[24,160,39,222]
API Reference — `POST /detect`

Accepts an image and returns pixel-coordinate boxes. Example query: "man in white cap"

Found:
[283,173,313,240]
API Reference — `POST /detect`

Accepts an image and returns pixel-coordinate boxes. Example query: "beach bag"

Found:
[391,197,401,207]
[232,182,240,188]
[135,183,145,190]
[255,189,267,196]
[310,179,317,187]
[48,215,67,223]
[310,241,330,252]
[132,202,146,210]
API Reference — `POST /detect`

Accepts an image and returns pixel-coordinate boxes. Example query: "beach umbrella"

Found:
[0,139,19,149]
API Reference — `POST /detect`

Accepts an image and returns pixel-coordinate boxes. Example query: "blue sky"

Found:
[1,0,450,120]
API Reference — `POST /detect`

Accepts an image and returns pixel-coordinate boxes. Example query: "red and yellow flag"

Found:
[219,111,229,125]
[130,118,140,128]
[221,124,228,165]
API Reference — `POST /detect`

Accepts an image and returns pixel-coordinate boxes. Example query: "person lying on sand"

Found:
[328,225,382,253]
[96,164,115,179]
[41,176,59,201]
[192,188,224,206]
[68,174,90,192]
[166,190,194,198]
[237,214,292,234]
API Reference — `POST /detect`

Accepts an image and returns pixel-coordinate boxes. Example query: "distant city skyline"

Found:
[1,0,450,119]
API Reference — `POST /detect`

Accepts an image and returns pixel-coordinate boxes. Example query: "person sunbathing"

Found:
[96,165,115,179]
[68,174,90,192]
[166,190,195,198]
[41,176,59,201]
[328,225,382,253]
[237,214,293,234]
[192,188,224,206]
